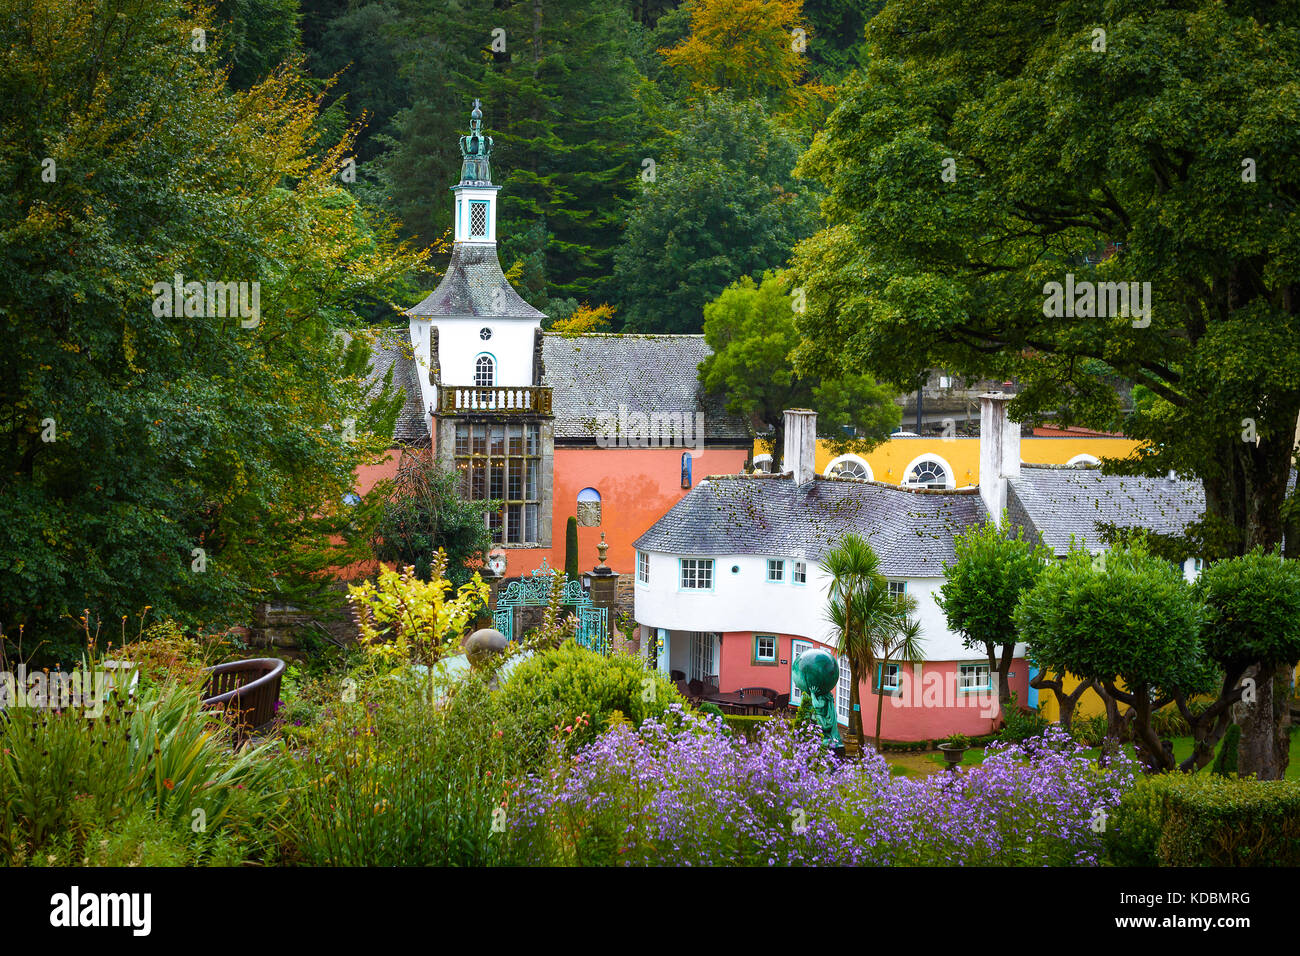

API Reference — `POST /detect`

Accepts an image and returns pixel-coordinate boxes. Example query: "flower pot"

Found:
[938,743,968,769]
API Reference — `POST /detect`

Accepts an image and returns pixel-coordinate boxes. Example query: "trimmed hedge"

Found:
[1107,773,1300,866]
[721,714,771,742]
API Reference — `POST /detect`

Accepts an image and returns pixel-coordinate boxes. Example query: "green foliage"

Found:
[698,701,725,720]
[0,672,280,865]
[370,452,496,587]
[721,714,772,743]
[565,516,579,580]
[790,0,1300,556]
[943,733,970,749]
[346,552,489,668]
[497,642,685,760]
[615,93,818,333]
[1213,724,1243,777]
[0,0,424,661]
[1196,549,1300,670]
[280,671,538,865]
[215,0,302,89]
[1161,775,1300,866]
[998,700,1049,744]
[939,520,1050,657]
[1104,775,1176,867]
[699,271,898,465]
[1014,543,1202,696]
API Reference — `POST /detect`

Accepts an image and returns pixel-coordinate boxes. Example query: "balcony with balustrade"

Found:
[437,384,552,416]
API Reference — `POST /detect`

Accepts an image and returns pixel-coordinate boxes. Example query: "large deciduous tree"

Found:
[0,0,423,661]
[791,0,1300,557]
[699,272,898,467]
[1192,550,1300,779]
[791,0,1300,776]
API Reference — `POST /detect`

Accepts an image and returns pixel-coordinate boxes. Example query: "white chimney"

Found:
[979,392,1021,524]
[783,408,817,486]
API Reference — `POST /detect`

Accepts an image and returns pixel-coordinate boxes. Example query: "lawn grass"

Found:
[920,730,1300,778]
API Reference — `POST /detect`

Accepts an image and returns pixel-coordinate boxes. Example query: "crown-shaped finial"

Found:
[458,99,492,184]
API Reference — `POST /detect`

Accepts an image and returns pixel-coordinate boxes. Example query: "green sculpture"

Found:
[793,648,842,750]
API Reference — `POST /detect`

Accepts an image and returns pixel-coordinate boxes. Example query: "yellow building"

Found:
[753,432,1141,488]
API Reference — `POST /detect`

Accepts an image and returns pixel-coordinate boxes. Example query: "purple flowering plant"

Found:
[507,706,1139,866]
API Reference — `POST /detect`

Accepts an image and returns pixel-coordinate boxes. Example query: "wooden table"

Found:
[703,691,772,716]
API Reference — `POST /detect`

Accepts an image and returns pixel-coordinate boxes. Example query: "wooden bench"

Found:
[201,658,286,744]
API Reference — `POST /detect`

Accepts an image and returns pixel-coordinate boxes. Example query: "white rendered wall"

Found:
[434,315,540,387]
[633,549,1025,662]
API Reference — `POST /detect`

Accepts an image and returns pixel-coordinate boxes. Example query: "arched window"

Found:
[577,487,601,526]
[825,454,872,481]
[1067,453,1100,467]
[902,454,953,489]
[752,454,773,473]
[473,353,495,387]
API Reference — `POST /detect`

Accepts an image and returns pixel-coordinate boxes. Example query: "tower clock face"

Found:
[480,327,492,340]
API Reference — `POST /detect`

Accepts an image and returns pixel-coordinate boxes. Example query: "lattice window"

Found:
[828,457,869,479]
[455,422,540,545]
[469,200,489,238]
[474,354,495,386]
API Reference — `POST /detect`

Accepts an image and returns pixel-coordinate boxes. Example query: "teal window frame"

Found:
[766,559,784,583]
[753,634,778,665]
[957,662,992,694]
[873,662,903,696]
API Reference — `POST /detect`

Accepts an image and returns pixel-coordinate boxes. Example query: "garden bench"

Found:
[200,658,286,744]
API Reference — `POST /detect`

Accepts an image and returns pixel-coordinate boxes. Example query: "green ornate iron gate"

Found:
[491,561,610,655]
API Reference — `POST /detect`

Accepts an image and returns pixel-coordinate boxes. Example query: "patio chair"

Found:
[704,674,720,690]
[687,679,705,701]
[775,693,791,712]
[671,669,686,682]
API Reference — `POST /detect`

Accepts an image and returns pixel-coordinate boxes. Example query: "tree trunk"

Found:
[1238,662,1291,780]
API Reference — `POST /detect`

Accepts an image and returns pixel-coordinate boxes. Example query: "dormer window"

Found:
[474,353,495,387]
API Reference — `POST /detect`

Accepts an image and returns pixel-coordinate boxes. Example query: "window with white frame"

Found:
[754,634,777,664]
[766,559,784,582]
[957,662,991,692]
[827,456,870,480]
[875,662,902,695]
[789,640,812,705]
[903,458,950,489]
[836,655,852,724]
[792,561,807,584]
[473,354,495,387]
[690,631,717,682]
[469,200,489,238]
[680,558,714,590]
[637,551,649,584]
[887,580,906,600]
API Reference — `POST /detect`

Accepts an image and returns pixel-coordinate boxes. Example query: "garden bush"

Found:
[1160,775,1300,866]
[721,713,771,742]
[281,670,545,866]
[496,642,684,761]
[508,718,1139,866]
[0,670,280,865]
[1105,771,1300,866]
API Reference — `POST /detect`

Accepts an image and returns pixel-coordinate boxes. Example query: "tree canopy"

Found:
[698,271,898,465]
[790,0,1300,557]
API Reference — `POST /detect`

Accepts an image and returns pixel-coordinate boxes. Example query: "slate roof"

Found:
[355,328,428,446]
[407,243,545,319]
[1007,465,1205,555]
[633,474,990,577]
[541,334,750,444]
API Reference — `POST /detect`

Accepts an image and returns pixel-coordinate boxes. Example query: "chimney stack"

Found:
[782,409,817,486]
[979,393,1021,524]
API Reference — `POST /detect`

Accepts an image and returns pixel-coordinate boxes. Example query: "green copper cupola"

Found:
[452,99,500,244]
[459,99,493,185]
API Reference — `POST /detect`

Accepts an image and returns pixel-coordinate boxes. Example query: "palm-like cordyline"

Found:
[823,534,892,741]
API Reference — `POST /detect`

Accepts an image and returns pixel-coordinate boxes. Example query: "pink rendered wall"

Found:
[718,632,1030,741]
[503,445,749,577]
